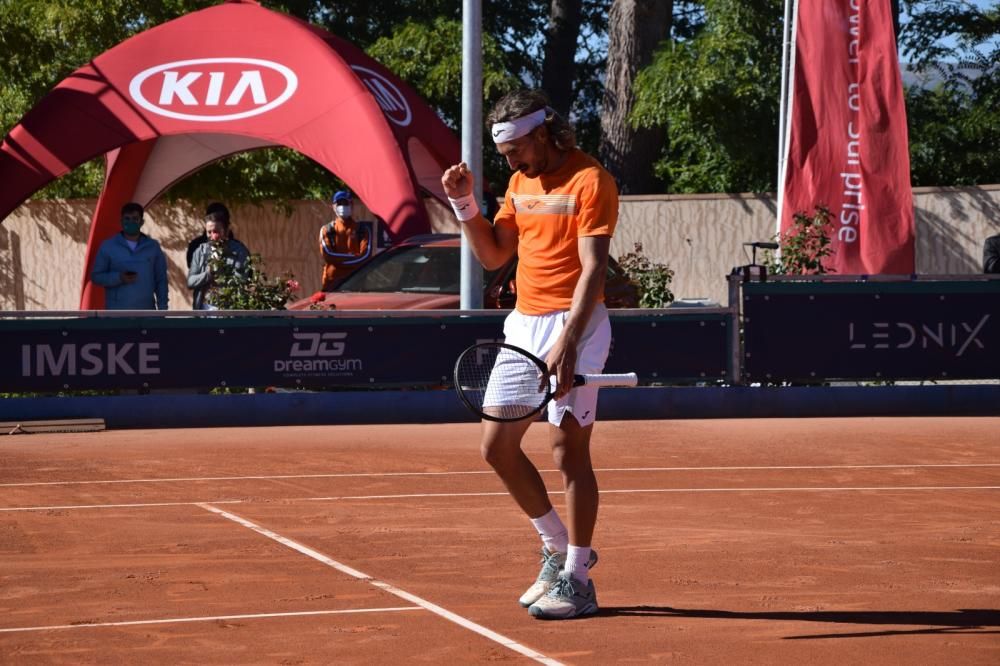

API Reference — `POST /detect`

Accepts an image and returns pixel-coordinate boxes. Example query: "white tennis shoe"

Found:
[528,572,599,620]
[518,547,598,608]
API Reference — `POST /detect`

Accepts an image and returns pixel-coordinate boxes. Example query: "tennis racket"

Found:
[453,342,638,422]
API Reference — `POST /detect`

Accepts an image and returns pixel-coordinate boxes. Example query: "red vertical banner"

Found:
[781,0,915,274]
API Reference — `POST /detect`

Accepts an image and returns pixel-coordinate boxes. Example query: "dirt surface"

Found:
[1,417,998,664]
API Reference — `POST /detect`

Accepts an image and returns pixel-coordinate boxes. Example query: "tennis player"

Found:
[441,89,619,620]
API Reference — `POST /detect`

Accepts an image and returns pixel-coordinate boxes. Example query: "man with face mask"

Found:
[90,202,169,310]
[319,190,371,291]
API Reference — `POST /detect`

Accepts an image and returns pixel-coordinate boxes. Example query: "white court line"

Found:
[2,485,998,513]
[301,486,1000,501]
[0,607,421,634]
[3,463,998,488]
[197,503,563,666]
[0,500,244,512]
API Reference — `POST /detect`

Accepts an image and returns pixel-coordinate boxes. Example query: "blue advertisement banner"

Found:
[743,281,1000,382]
[0,311,732,392]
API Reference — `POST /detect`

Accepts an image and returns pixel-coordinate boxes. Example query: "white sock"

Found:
[530,508,568,555]
[565,545,592,584]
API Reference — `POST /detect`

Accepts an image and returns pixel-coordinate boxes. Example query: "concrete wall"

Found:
[2,185,997,310]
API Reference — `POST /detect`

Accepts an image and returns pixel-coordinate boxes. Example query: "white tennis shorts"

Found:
[498,304,611,427]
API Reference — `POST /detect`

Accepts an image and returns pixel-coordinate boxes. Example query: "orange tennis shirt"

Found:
[493,148,619,315]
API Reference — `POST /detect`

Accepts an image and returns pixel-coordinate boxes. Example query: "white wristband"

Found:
[448,192,480,222]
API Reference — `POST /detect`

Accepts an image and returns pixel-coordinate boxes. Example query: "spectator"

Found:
[90,202,168,310]
[186,202,236,268]
[319,190,372,290]
[984,233,1000,274]
[187,204,250,309]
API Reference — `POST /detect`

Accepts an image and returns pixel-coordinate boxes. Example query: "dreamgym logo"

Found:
[274,332,363,375]
[129,58,298,122]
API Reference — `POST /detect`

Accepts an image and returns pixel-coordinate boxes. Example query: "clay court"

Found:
[1,416,998,664]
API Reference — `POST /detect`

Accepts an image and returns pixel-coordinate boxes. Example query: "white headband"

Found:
[491,108,548,143]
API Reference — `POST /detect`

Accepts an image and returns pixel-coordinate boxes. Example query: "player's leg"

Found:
[550,415,598,551]
[481,417,573,607]
[480,417,548,518]
[528,307,609,620]
[526,414,600,620]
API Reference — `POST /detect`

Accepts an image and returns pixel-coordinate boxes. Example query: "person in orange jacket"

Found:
[319,190,372,291]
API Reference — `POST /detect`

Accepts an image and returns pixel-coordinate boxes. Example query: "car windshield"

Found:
[337,245,498,294]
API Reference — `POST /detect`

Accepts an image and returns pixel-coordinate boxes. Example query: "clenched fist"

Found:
[441,162,474,199]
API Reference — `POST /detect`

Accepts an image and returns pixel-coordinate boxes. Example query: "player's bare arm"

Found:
[441,163,517,269]
[546,234,611,398]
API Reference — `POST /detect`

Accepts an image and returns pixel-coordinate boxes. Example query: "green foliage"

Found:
[0,0,217,198]
[7,1,993,203]
[206,244,299,310]
[631,0,783,194]
[899,1,1000,186]
[0,0,606,203]
[616,242,675,308]
[368,17,520,191]
[764,206,836,275]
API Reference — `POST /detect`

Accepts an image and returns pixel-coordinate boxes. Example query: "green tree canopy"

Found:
[0,0,606,202]
[899,0,999,186]
[631,0,782,193]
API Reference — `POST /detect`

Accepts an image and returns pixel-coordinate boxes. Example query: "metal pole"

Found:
[777,0,792,192]
[776,0,799,241]
[460,0,484,309]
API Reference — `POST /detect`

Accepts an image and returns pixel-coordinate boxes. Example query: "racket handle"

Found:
[575,372,639,388]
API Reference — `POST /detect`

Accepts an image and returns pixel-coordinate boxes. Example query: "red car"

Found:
[289,234,639,310]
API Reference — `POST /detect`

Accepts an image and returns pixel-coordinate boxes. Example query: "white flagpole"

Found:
[775,0,799,240]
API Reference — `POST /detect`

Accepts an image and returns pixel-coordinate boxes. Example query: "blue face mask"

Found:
[122,220,141,236]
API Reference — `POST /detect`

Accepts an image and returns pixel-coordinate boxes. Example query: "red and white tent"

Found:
[0,0,460,308]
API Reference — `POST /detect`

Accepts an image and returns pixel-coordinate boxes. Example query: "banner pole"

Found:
[776,0,799,241]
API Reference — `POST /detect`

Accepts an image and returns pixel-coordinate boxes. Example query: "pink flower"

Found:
[287,279,301,292]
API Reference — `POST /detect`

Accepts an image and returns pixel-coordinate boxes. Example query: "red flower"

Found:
[309,291,326,303]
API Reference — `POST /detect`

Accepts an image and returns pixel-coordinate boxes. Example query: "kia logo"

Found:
[351,65,412,127]
[129,58,298,122]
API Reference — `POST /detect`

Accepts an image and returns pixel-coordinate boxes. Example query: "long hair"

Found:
[487,89,576,151]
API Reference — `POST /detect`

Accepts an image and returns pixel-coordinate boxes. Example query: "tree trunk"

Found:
[541,0,584,116]
[599,0,672,194]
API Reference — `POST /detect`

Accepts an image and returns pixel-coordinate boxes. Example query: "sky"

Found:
[898,0,999,59]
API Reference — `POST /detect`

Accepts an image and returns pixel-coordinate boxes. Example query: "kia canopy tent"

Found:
[0,0,461,308]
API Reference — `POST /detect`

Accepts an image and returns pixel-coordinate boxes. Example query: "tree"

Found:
[0,0,609,202]
[599,0,673,194]
[631,0,783,193]
[898,0,1000,186]
[542,0,585,115]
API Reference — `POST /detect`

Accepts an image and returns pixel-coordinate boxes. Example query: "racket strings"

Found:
[456,345,548,420]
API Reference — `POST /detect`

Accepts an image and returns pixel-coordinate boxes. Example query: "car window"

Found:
[337,245,464,294]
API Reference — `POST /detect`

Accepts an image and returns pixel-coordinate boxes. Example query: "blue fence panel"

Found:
[743,280,1000,382]
[0,309,733,391]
